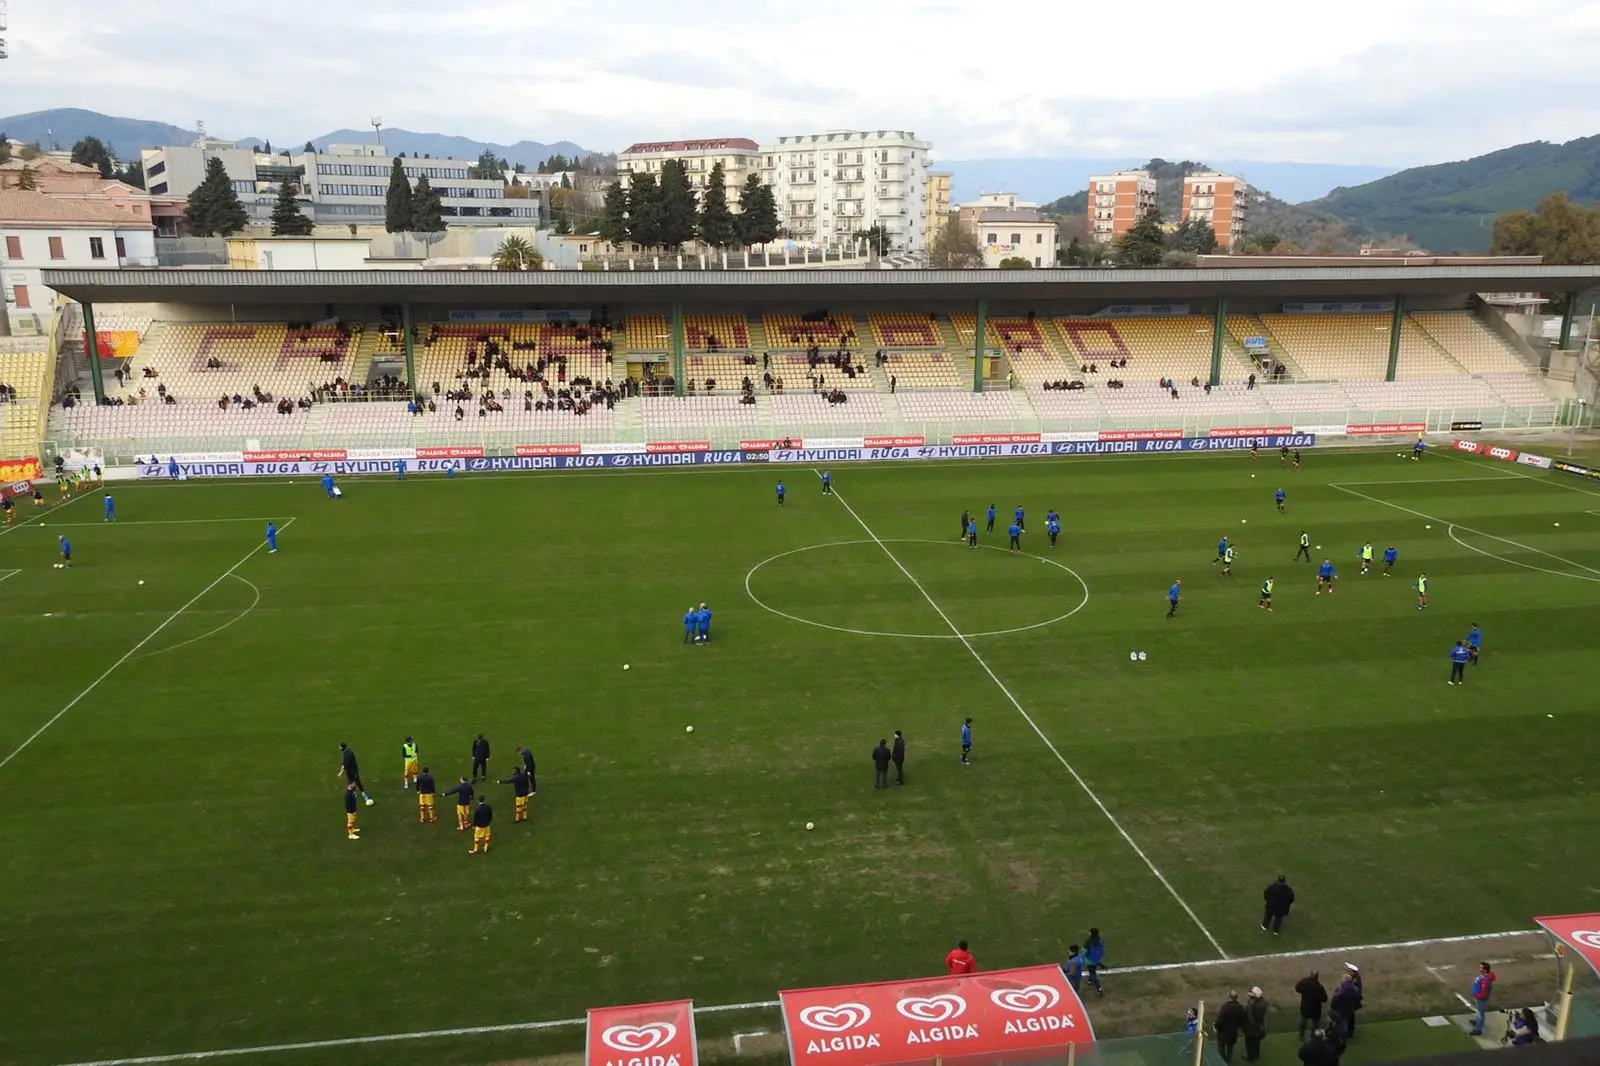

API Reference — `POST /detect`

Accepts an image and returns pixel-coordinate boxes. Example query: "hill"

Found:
[944,157,1395,206]
[1305,136,1600,252]
[307,128,593,170]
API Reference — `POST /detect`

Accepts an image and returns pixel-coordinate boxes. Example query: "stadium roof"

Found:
[42,265,1600,307]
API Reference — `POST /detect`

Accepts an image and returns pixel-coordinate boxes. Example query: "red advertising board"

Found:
[1098,429,1182,441]
[1,478,34,500]
[1453,440,1482,454]
[1536,914,1600,977]
[515,443,583,457]
[952,433,1042,445]
[865,436,926,448]
[242,449,349,462]
[1484,445,1519,462]
[647,441,711,454]
[417,446,484,459]
[780,964,1094,1066]
[1454,440,1522,463]
[1209,426,1292,438]
[1347,423,1425,436]
[586,999,698,1066]
[740,439,805,451]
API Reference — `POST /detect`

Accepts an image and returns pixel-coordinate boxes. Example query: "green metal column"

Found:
[972,300,987,393]
[1210,297,1227,387]
[82,302,106,403]
[670,300,686,397]
[1558,295,1576,350]
[401,302,416,389]
[1386,295,1406,383]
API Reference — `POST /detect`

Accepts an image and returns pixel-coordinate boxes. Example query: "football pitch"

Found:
[1,447,1598,1066]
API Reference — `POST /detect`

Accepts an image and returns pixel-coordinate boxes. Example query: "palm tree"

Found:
[491,235,542,271]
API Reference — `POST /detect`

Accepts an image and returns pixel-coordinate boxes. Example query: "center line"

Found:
[814,471,1228,959]
[0,517,297,773]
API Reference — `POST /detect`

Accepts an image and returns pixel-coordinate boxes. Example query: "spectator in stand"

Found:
[945,940,976,975]
[1295,971,1328,1040]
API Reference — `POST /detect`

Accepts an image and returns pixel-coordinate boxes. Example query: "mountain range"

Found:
[944,158,1398,208]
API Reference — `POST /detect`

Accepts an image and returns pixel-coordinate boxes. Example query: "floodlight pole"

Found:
[81,301,106,403]
[1210,298,1227,387]
[972,299,987,393]
[401,302,416,391]
[1557,293,1576,351]
[670,300,686,397]
[1386,295,1405,383]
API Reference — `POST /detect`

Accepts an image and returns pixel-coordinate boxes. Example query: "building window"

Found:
[4,235,19,258]
[1035,257,1042,267]
[1036,233,1043,244]
[116,236,127,258]
[146,160,166,177]
[150,181,169,196]
[986,233,996,244]
[1011,233,1021,245]
[14,284,30,308]
[48,236,64,260]
[89,237,105,259]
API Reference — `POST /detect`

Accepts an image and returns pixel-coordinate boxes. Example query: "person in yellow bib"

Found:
[1416,573,1428,611]
[401,737,420,789]
[415,766,437,823]
[469,797,494,855]
[1359,543,1374,574]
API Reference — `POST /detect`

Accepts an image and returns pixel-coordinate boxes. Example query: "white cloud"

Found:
[2,0,1597,164]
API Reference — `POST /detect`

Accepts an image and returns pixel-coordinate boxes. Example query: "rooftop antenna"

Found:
[371,116,383,150]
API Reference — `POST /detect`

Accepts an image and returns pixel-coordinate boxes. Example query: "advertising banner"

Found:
[1553,459,1600,481]
[740,439,806,451]
[1347,422,1425,436]
[243,449,350,462]
[135,458,466,479]
[516,443,585,457]
[779,964,1094,1066]
[0,457,43,482]
[865,436,926,448]
[1041,431,1099,444]
[1484,445,1519,462]
[586,1000,697,1066]
[1098,429,1183,441]
[1281,301,1394,314]
[2,478,34,500]
[952,433,1042,445]
[448,309,591,324]
[1453,440,1482,454]
[647,441,711,454]
[1450,420,1485,432]
[1517,453,1554,470]
[1293,425,1348,437]
[1209,426,1293,438]
[417,446,484,459]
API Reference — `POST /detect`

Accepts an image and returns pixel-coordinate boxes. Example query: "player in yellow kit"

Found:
[469,797,494,854]
[343,783,361,840]
[415,766,437,823]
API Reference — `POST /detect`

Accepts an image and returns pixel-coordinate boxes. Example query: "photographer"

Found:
[1507,1007,1541,1046]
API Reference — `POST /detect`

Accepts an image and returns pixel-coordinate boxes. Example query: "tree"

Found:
[16,166,39,191]
[927,213,983,268]
[1174,217,1218,255]
[599,182,630,245]
[0,135,10,165]
[183,156,249,236]
[559,172,571,189]
[304,141,317,153]
[470,149,504,181]
[71,136,116,178]
[733,174,779,247]
[627,172,663,248]
[113,162,145,190]
[853,224,890,255]
[384,157,413,232]
[264,140,273,154]
[409,175,445,233]
[491,235,542,271]
[549,186,588,235]
[998,256,1033,269]
[270,179,315,236]
[1115,208,1165,267]
[696,162,736,248]
[1235,230,1282,255]
[656,159,698,249]
[1491,193,1600,265]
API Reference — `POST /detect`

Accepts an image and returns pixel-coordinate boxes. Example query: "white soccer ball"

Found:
[1425,524,1432,529]
[1241,519,1248,524]
[364,798,374,807]
[1250,474,1256,478]
[805,821,815,831]
[1316,545,1321,550]
[1554,522,1560,527]
[685,725,694,733]
[622,663,630,671]
[1129,651,1138,661]
[138,580,145,586]
[1137,651,1147,661]
[53,563,62,569]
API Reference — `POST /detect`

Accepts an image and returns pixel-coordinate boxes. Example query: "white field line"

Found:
[45,928,1544,1066]
[1332,475,1521,486]
[0,519,296,773]
[1438,448,1600,498]
[130,574,262,662]
[0,486,100,538]
[38,517,285,528]
[0,567,19,583]
[1328,483,1600,578]
[812,470,1228,959]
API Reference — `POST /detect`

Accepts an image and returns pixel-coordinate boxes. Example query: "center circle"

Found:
[744,538,1091,639]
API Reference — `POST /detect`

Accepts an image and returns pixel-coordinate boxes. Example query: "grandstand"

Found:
[868,311,943,348]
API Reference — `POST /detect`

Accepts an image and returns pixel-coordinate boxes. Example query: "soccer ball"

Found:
[364,798,374,807]
[1129,651,1138,661]
[685,725,695,734]
[1316,545,1321,550]
[138,580,145,586]
[805,821,815,831]
[1137,651,1147,661]
[53,563,62,569]
[1425,524,1432,530]
[1241,519,1248,524]
[1251,474,1256,478]
[622,663,630,671]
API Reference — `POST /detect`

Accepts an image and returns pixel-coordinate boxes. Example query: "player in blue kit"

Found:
[1383,545,1398,575]
[1316,558,1336,595]
[1046,513,1061,547]
[1213,536,1229,565]
[1467,623,1482,664]
[776,480,785,506]
[967,518,978,547]
[1275,487,1287,513]
[321,473,336,497]
[695,602,712,643]
[167,456,180,480]
[103,494,117,522]
[57,535,72,568]
[1014,505,1025,530]
[1412,435,1426,460]
[1008,521,1022,553]
[682,605,697,644]
[960,717,973,765]
[986,504,996,532]
[1448,641,1470,684]
[820,470,832,494]
[266,522,278,554]
[1166,579,1181,619]
[395,458,407,480]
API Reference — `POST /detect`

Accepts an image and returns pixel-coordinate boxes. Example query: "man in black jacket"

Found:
[471,734,491,782]
[1297,1029,1339,1066]
[1295,971,1328,1040]
[1330,970,1363,1038]
[1243,987,1269,1062]
[1213,991,1247,1064]
[1262,875,1295,934]
[872,740,891,789]
[891,730,906,785]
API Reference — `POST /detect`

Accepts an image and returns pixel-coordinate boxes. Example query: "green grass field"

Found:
[1,448,1598,1066]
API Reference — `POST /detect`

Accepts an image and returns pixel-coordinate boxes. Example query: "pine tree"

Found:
[270,180,315,236]
[1115,208,1166,267]
[410,175,445,232]
[599,182,630,245]
[627,172,663,249]
[184,156,249,236]
[696,162,736,248]
[16,165,39,191]
[304,141,316,153]
[656,159,698,250]
[70,136,115,178]
[264,140,273,154]
[0,135,11,165]
[734,175,779,247]
[385,158,413,233]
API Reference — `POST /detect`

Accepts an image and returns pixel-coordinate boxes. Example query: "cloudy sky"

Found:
[4,0,1599,163]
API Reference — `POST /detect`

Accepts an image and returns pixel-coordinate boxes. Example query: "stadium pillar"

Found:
[670,300,686,397]
[401,303,416,390]
[1386,295,1405,382]
[81,302,106,404]
[1557,295,1576,350]
[972,300,987,393]
[1210,297,1226,387]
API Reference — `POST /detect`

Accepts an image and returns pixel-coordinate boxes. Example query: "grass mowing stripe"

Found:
[0,517,295,772]
[1437,448,1600,498]
[814,469,1230,959]
[0,483,100,538]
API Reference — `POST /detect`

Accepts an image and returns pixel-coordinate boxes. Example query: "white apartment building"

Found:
[758,130,932,251]
[141,140,533,230]
[1087,169,1158,245]
[617,139,761,208]
[1,189,156,333]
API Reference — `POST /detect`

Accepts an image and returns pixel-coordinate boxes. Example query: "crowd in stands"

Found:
[217,385,310,415]
[0,382,18,403]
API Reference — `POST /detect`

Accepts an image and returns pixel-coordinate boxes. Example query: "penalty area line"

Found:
[0,517,297,774]
[811,470,1227,960]
[44,928,1543,1066]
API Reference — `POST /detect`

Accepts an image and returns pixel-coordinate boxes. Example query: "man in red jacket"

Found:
[945,940,977,975]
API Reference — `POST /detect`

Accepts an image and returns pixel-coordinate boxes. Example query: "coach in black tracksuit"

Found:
[872,740,891,789]
[891,730,905,785]
[1262,874,1295,934]
[471,734,491,782]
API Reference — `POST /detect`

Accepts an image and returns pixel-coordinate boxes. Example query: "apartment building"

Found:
[924,171,952,244]
[1086,169,1157,245]
[958,194,1056,268]
[1180,171,1249,249]
[617,138,760,208]
[0,189,156,333]
[758,130,932,251]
